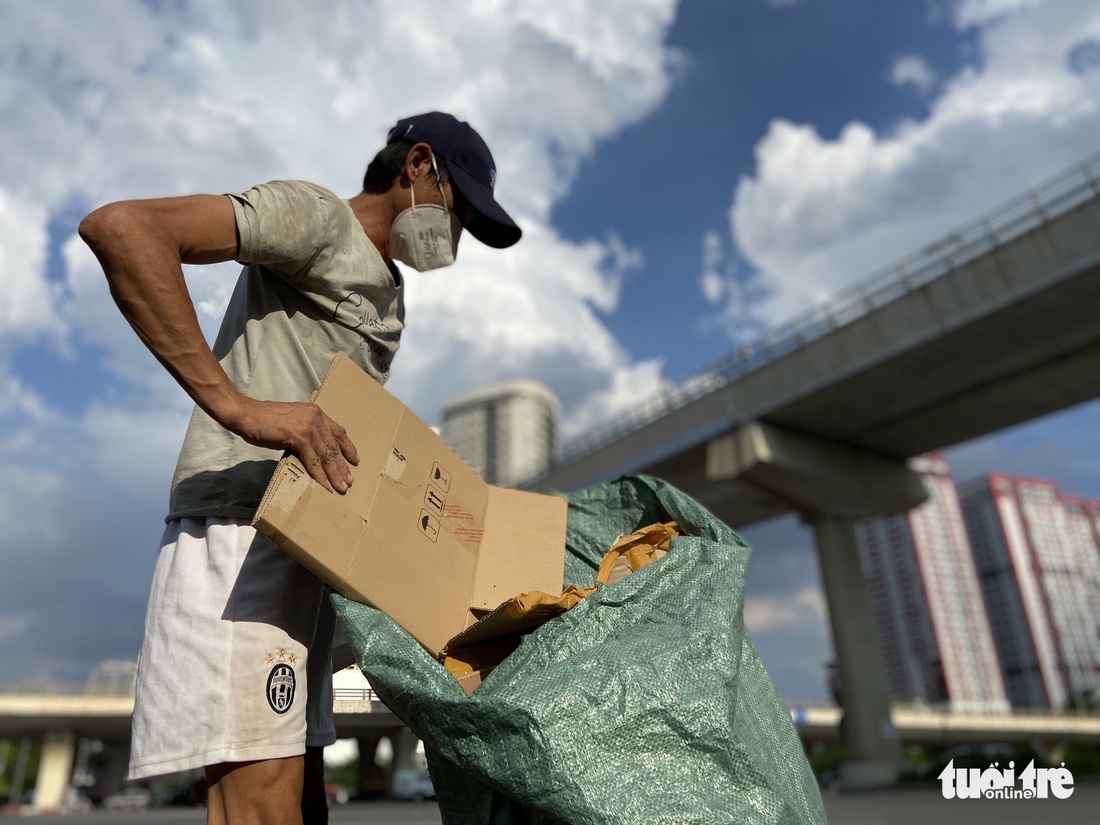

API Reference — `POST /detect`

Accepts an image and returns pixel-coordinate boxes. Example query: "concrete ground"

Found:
[821,780,1099,824]
[1,801,440,824]
[10,781,1099,823]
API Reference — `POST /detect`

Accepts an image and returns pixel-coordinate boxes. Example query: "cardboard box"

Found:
[253,353,568,661]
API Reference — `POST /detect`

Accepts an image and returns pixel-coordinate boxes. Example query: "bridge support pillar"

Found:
[390,727,420,772]
[707,420,923,788]
[810,513,901,788]
[30,730,76,814]
[388,727,422,799]
[355,731,391,798]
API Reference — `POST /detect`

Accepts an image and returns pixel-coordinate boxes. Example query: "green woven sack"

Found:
[332,475,826,824]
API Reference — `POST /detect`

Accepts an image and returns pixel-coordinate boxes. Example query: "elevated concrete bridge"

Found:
[531,152,1100,787]
[0,684,403,814]
[7,689,1096,748]
[538,153,1100,522]
[5,685,1097,814]
[791,703,1100,746]
[0,686,400,739]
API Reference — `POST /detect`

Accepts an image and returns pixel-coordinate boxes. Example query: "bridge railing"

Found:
[790,700,1100,718]
[553,151,1100,469]
[333,687,382,703]
[1,684,385,704]
[4,684,1095,722]
[0,683,134,697]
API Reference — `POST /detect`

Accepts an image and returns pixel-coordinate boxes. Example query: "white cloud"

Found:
[0,614,32,645]
[80,403,192,501]
[387,222,663,435]
[695,228,775,342]
[953,0,1042,28]
[744,585,827,633]
[890,54,936,92]
[0,463,67,547]
[699,231,727,305]
[0,191,63,348]
[0,372,56,426]
[725,1,1100,328]
[0,0,681,682]
[1,0,679,415]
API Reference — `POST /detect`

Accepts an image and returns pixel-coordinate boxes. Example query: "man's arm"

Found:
[79,195,358,493]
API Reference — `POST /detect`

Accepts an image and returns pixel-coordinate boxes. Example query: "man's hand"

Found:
[227,397,360,493]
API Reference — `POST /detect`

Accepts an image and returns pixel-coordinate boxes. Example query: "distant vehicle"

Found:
[60,788,92,814]
[103,786,153,811]
[392,768,436,802]
[324,782,349,805]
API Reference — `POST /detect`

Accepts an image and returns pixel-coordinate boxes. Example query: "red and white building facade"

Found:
[958,475,1100,710]
[856,455,1010,713]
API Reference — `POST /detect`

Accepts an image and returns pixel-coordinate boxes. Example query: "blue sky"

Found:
[1,0,1098,702]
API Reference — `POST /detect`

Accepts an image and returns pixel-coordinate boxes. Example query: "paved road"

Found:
[821,780,1099,824]
[11,782,1099,823]
[3,802,442,824]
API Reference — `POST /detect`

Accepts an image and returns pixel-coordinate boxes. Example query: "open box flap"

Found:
[469,487,566,612]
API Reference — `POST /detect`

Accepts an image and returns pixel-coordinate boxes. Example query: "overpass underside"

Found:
[544,190,1100,528]
[649,239,1100,527]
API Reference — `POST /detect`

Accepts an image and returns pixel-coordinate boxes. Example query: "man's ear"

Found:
[403,142,434,185]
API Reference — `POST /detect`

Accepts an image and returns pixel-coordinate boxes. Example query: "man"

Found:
[79,112,521,825]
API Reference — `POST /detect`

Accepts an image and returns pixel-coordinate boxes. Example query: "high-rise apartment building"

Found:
[959,475,1100,710]
[440,380,560,488]
[1085,499,1100,548]
[856,454,1010,712]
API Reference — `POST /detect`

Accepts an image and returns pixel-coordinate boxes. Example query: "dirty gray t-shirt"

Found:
[167,180,404,521]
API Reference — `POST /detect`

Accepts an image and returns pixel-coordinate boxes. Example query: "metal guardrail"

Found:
[790,700,1100,719]
[552,152,1100,469]
[1,684,383,704]
[4,685,1094,721]
[333,687,381,703]
[0,684,134,697]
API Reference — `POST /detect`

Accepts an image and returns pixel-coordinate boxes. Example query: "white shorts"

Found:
[129,518,336,780]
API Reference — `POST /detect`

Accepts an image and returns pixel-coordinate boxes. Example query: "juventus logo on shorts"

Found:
[266,663,296,714]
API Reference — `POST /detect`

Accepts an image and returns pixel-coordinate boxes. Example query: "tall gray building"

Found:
[440,380,560,488]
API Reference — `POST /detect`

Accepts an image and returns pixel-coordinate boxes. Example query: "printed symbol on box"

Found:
[431,462,451,492]
[424,484,446,516]
[418,509,439,543]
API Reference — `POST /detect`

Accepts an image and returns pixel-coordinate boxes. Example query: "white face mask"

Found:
[388,157,462,271]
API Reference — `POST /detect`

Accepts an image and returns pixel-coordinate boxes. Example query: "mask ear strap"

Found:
[430,154,449,213]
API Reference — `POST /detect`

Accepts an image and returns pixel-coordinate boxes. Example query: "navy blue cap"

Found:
[388,112,522,249]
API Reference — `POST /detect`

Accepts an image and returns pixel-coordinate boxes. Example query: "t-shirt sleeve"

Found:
[228,180,335,276]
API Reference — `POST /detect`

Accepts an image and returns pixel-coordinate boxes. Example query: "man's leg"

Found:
[205,756,305,825]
